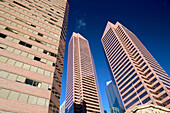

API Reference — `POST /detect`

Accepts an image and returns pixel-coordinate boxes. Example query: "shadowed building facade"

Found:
[0,0,68,112]
[101,21,170,111]
[65,32,103,113]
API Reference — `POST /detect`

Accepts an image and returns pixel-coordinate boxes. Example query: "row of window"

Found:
[126,96,151,109]
[10,0,63,26]
[108,40,120,59]
[120,77,140,95]
[0,55,54,77]
[122,81,142,98]
[0,3,61,37]
[114,59,130,80]
[0,43,55,67]
[0,70,51,90]
[0,110,15,113]
[0,31,57,58]
[110,48,124,68]
[13,0,63,24]
[102,28,115,50]
[27,0,64,18]
[0,16,58,50]
[114,56,128,79]
[118,69,135,86]
[33,0,64,16]
[0,88,49,107]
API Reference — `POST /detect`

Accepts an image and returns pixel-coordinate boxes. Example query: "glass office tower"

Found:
[101,21,170,111]
[105,80,124,113]
[0,0,68,112]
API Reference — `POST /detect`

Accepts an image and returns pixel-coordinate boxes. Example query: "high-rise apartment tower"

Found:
[65,32,103,113]
[101,21,170,111]
[0,0,68,113]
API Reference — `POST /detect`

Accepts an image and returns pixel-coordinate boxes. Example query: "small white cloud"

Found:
[75,18,86,31]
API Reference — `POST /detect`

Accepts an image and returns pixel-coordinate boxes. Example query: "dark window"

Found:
[25,78,33,85]
[25,78,40,87]
[53,63,56,67]
[33,81,39,86]
[26,43,32,48]
[43,50,48,54]
[0,33,7,38]
[34,56,41,61]
[13,1,30,10]
[139,91,147,99]
[142,97,151,104]
[19,41,32,48]
[126,98,139,109]
[31,24,36,27]
[19,41,26,46]
[162,93,168,98]
[5,27,13,32]
[38,33,43,37]
[137,86,145,94]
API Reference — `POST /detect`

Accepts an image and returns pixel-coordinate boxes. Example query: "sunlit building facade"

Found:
[65,32,103,113]
[101,21,170,111]
[125,104,170,113]
[0,0,68,112]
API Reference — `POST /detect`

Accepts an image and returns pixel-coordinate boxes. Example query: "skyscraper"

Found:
[101,21,170,111]
[105,80,124,113]
[65,32,103,113]
[59,100,66,113]
[0,0,68,112]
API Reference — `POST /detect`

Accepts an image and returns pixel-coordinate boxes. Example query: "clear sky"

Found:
[60,0,170,112]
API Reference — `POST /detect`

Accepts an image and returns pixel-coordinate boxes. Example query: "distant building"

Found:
[60,100,66,113]
[104,110,108,113]
[101,21,170,111]
[0,0,68,112]
[105,80,124,113]
[125,104,170,113]
[65,32,103,113]
[110,107,119,113]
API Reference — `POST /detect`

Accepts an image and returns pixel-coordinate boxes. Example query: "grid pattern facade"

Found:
[0,0,68,113]
[65,33,103,113]
[101,22,170,111]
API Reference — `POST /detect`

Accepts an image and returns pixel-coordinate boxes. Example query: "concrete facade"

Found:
[65,32,103,113]
[101,21,170,111]
[0,0,68,112]
[125,104,170,113]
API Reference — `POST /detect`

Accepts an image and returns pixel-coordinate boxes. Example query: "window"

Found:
[34,56,41,61]
[0,33,7,38]
[0,89,10,98]
[8,91,20,100]
[25,78,41,87]
[19,41,32,48]
[142,97,151,104]
[38,33,43,37]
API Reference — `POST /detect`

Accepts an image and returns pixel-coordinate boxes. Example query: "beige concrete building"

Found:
[101,21,170,111]
[125,104,170,113]
[0,0,68,112]
[65,32,103,113]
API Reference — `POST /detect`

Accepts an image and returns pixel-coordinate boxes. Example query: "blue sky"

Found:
[60,0,170,112]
